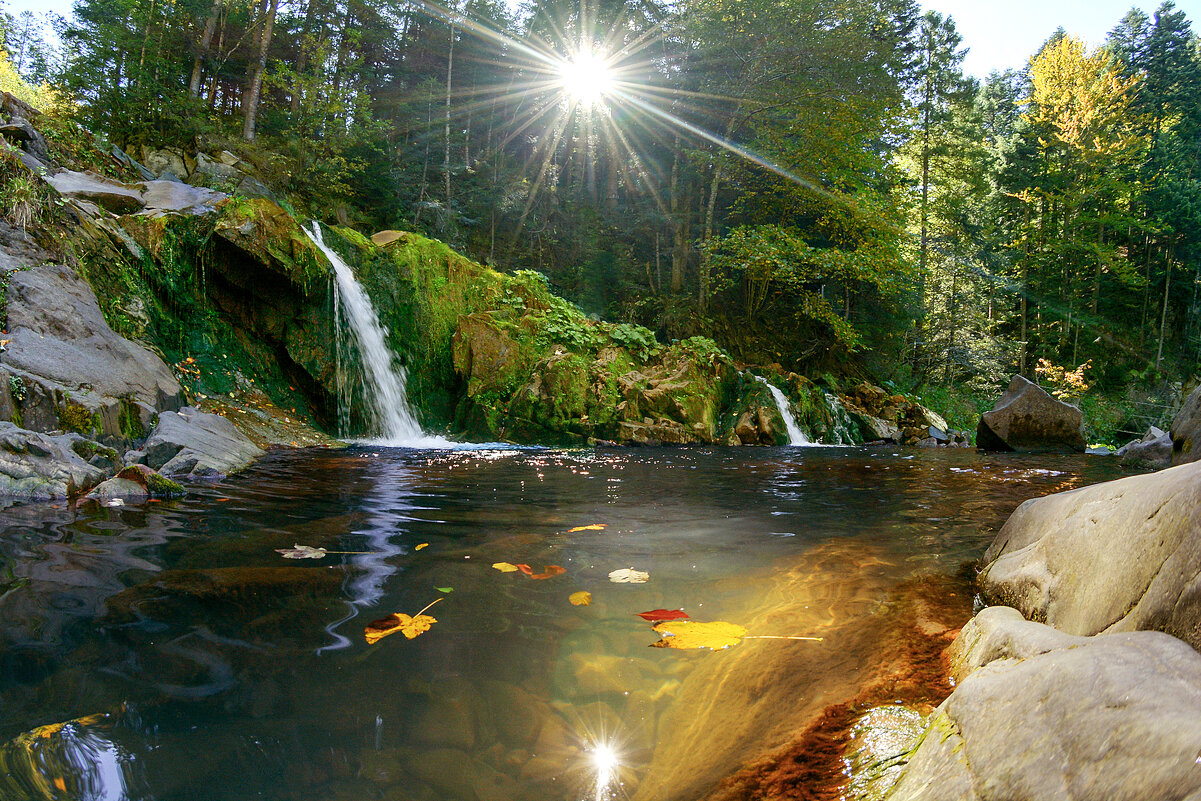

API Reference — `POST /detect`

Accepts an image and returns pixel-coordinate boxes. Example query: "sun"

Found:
[556,49,615,106]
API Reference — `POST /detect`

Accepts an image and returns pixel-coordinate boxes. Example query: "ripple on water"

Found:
[0,446,1130,801]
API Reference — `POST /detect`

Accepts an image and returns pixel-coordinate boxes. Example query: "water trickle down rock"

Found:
[305,224,450,447]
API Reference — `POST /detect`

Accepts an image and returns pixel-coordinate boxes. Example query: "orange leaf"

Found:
[568,524,607,532]
[527,565,566,580]
[515,563,534,575]
[415,543,429,551]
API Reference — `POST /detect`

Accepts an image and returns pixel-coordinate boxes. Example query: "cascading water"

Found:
[306,223,450,447]
[753,375,810,445]
[822,391,859,445]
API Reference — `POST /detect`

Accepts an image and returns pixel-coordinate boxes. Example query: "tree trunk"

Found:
[242,0,279,141]
[188,0,222,97]
[444,15,455,212]
[669,144,687,293]
[1156,249,1174,371]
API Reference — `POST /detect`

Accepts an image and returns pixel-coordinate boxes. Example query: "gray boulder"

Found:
[947,606,1088,682]
[1172,384,1201,466]
[980,460,1201,649]
[0,115,50,163]
[1116,425,1172,469]
[141,147,189,179]
[44,169,145,214]
[143,407,264,478]
[976,375,1086,452]
[86,464,184,503]
[0,422,106,499]
[886,631,1201,801]
[3,260,182,439]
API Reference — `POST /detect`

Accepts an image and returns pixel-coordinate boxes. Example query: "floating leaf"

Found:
[415,543,429,551]
[276,544,328,559]
[517,564,566,580]
[492,562,520,572]
[568,524,607,532]
[569,591,592,606]
[364,599,443,644]
[435,587,454,593]
[637,609,689,622]
[651,620,748,650]
[609,567,649,584]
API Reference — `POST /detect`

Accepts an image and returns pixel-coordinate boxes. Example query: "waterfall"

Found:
[306,223,450,447]
[753,376,810,445]
[821,391,858,445]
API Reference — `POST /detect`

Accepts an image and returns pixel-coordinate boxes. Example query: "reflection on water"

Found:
[0,447,1128,800]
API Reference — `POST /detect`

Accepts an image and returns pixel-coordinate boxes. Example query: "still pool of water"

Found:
[0,446,1129,801]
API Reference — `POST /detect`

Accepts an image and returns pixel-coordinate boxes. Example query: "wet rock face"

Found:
[2,259,182,442]
[140,407,264,479]
[886,631,1201,801]
[0,422,106,499]
[980,460,1201,649]
[1172,384,1201,466]
[976,374,1086,453]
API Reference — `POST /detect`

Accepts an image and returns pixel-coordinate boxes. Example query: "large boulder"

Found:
[1172,384,1201,466]
[976,375,1085,453]
[885,631,1201,801]
[3,260,183,440]
[979,460,1201,648]
[0,422,107,499]
[141,407,264,478]
[1116,425,1173,469]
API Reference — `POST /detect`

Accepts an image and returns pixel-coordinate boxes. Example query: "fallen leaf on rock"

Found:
[636,609,689,622]
[365,599,443,644]
[609,568,649,584]
[415,543,429,551]
[492,562,520,572]
[651,620,747,650]
[569,591,592,606]
[568,524,607,532]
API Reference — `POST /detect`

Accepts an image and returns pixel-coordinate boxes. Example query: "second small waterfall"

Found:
[754,376,811,445]
[307,224,450,447]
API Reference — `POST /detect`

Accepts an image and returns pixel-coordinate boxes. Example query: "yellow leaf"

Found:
[569,591,592,606]
[651,620,748,650]
[492,562,520,572]
[415,543,429,551]
[364,613,437,644]
[568,524,606,532]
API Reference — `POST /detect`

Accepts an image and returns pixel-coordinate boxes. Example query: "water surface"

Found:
[0,446,1129,800]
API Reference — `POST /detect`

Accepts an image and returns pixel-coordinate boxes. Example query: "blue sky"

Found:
[6,0,1197,78]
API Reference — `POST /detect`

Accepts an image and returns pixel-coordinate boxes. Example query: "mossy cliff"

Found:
[322,229,746,445]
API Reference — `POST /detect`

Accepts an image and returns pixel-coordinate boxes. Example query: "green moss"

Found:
[58,398,98,435]
[146,471,185,496]
[119,399,146,440]
[71,439,118,463]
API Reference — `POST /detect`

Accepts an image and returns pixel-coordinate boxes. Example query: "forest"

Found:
[2,0,1199,442]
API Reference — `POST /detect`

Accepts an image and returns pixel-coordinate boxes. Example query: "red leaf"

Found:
[636,609,690,622]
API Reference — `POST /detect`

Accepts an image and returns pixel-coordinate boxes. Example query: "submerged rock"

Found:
[142,406,264,478]
[975,374,1085,453]
[885,632,1201,801]
[1172,384,1201,466]
[980,460,1201,649]
[86,464,184,503]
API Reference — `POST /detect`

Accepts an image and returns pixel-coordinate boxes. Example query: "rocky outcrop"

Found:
[975,374,1086,452]
[1172,384,1201,466]
[886,629,1201,801]
[0,422,107,500]
[2,259,182,441]
[138,407,264,479]
[1116,425,1173,469]
[45,169,226,217]
[980,459,1201,648]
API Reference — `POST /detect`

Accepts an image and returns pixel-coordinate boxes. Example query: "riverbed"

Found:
[0,446,1129,801]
